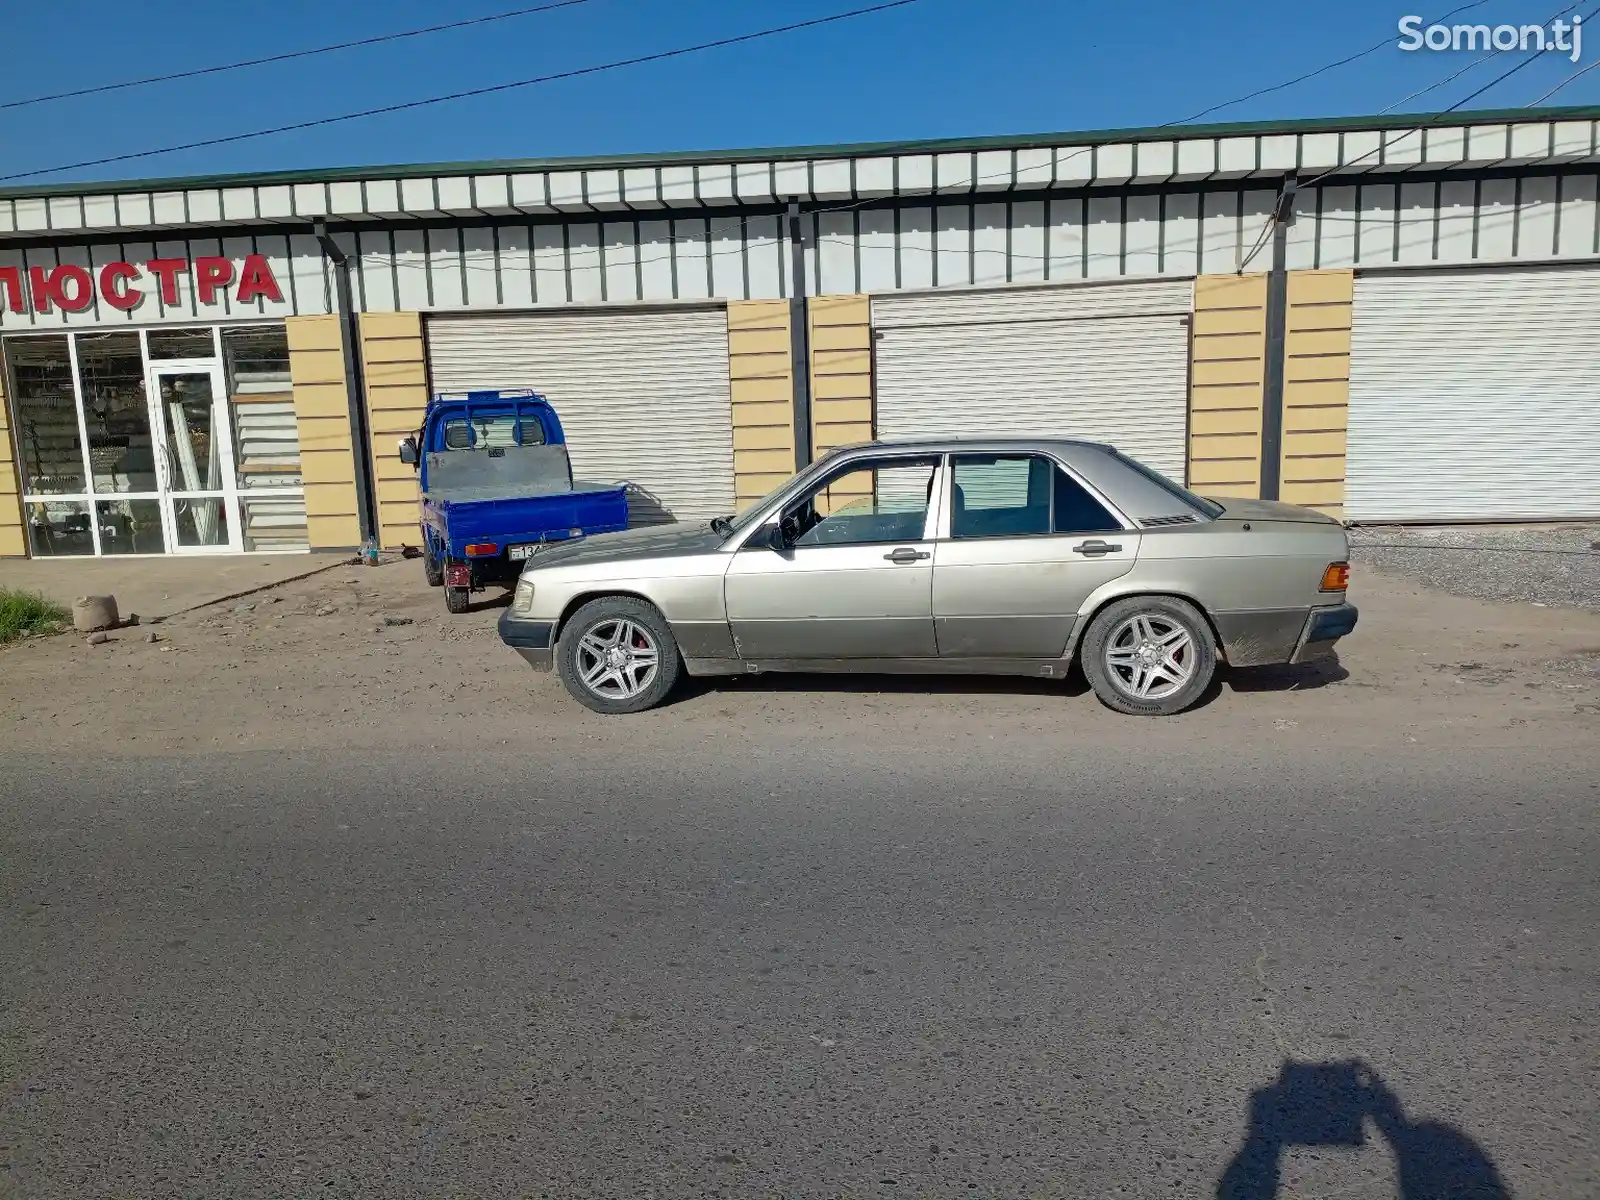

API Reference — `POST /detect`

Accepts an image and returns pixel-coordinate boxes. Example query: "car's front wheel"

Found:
[555,596,682,714]
[1080,595,1216,716]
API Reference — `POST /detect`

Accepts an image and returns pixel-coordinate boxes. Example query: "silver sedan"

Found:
[497,438,1357,716]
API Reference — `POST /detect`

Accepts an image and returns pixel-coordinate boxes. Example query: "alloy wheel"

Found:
[1103,613,1196,700]
[575,618,661,700]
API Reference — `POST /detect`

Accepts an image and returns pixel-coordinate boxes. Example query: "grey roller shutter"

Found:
[425,307,735,525]
[1348,266,1600,521]
[871,279,1195,482]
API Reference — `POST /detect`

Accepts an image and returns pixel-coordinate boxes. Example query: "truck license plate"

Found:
[508,544,537,561]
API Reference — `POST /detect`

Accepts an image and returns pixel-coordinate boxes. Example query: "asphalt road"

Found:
[2,736,1595,1200]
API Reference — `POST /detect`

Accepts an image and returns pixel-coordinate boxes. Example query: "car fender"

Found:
[1066,565,1221,661]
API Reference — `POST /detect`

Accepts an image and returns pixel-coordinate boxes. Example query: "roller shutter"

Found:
[1347,266,1600,521]
[425,307,736,525]
[871,279,1195,483]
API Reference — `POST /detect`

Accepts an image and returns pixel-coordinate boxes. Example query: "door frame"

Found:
[146,358,243,554]
[723,451,947,660]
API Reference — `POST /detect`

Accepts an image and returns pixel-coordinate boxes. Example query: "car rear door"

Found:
[724,454,943,660]
[932,452,1140,658]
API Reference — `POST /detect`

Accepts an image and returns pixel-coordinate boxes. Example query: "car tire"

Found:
[423,541,444,587]
[1080,595,1217,717]
[445,586,471,614]
[555,596,682,715]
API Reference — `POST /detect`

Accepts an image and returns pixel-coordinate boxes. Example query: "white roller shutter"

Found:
[425,307,735,525]
[1348,266,1600,521]
[872,279,1194,482]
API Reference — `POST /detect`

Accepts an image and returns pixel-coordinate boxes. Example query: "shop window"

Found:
[94,498,165,555]
[8,336,86,496]
[147,328,216,360]
[223,325,300,490]
[24,499,93,557]
[76,332,157,495]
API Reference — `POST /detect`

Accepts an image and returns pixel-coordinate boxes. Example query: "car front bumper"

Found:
[1291,602,1359,664]
[498,609,555,670]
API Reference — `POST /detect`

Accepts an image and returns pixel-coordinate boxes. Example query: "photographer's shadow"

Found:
[1218,1060,1509,1200]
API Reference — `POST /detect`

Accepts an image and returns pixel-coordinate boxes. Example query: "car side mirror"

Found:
[398,437,419,467]
[758,518,790,553]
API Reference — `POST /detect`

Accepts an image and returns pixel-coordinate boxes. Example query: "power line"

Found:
[0,0,595,112]
[1298,2,1598,190]
[1175,0,1490,124]
[0,0,926,185]
[675,3,1522,265]
[1527,55,1600,105]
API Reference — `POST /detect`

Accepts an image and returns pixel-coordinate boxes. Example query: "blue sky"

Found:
[2,0,1597,187]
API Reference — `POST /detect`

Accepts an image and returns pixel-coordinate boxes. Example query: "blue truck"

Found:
[398,390,630,613]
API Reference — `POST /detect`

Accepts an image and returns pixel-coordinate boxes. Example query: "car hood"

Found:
[1201,496,1341,525]
[523,521,726,570]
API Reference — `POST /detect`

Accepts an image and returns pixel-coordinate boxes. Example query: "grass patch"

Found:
[0,588,71,644]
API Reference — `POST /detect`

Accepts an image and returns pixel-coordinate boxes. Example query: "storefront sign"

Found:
[0,254,283,315]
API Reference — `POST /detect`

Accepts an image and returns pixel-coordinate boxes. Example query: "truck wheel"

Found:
[1080,595,1216,717]
[555,596,681,715]
[445,587,471,614]
[423,542,444,587]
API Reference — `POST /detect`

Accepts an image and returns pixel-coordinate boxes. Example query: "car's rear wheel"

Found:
[556,596,682,715]
[1080,596,1216,716]
[423,541,444,587]
[444,586,471,614]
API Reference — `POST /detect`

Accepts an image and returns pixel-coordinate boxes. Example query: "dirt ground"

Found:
[3,555,1598,760]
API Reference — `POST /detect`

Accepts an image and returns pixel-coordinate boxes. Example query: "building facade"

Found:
[4,105,1600,560]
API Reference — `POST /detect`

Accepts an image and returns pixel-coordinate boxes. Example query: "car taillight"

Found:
[464,543,498,557]
[1321,561,1350,592]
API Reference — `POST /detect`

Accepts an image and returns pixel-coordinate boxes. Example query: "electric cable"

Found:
[1527,55,1600,104]
[1298,2,1599,190]
[0,0,594,112]
[0,0,927,184]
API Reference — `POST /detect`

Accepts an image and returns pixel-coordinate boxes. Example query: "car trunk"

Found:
[1200,496,1342,526]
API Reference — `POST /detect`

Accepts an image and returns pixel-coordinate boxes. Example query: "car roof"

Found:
[826,436,1117,457]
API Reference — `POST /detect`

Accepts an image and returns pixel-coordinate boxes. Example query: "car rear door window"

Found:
[950,455,1051,538]
[949,454,1123,538]
[1053,466,1122,533]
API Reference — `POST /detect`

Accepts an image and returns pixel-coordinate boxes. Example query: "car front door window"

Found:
[787,458,939,547]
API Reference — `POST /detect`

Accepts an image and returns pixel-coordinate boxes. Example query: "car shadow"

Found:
[1224,653,1349,693]
[673,654,1348,709]
[1218,1059,1509,1199]
[680,668,1093,703]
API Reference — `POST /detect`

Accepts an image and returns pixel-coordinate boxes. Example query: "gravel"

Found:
[1349,522,1600,611]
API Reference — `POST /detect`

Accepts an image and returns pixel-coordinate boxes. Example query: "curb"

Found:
[160,557,360,621]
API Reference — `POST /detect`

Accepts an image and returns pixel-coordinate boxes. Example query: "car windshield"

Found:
[722,450,846,536]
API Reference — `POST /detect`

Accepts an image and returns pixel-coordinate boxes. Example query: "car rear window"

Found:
[1113,450,1223,519]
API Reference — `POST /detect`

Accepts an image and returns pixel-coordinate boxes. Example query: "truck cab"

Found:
[399,389,630,613]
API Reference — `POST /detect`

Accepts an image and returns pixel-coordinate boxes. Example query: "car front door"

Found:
[932,452,1140,658]
[724,453,943,661]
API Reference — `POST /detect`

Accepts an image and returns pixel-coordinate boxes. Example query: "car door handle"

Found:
[1072,539,1122,556]
[884,547,930,563]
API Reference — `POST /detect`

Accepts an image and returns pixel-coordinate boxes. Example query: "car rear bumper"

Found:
[1292,602,1358,664]
[1214,602,1358,667]
[498,610,555,671]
